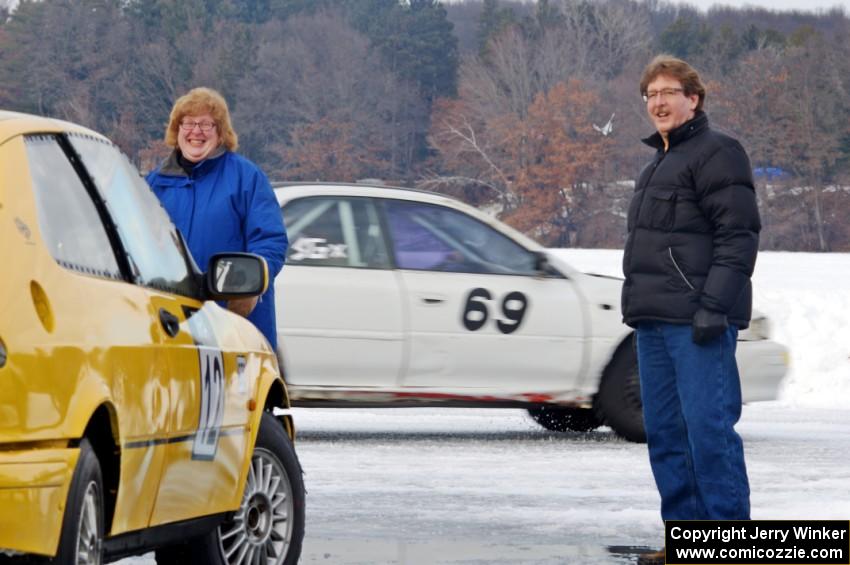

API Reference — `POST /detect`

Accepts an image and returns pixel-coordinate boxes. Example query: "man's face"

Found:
[177,112,220,163]
[644,74,699,139]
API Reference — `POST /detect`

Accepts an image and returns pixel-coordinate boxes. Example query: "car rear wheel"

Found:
[155,411,305,565]
[52,438,104,565]
[527,405,601,432]
[595,341,647,443]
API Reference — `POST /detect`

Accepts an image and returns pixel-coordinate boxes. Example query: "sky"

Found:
[440,0,850,14]
[665,0,849,12]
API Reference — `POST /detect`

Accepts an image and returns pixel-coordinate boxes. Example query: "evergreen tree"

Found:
[659,15,711,59]
[476,0,517,55]
[343,0,458,101]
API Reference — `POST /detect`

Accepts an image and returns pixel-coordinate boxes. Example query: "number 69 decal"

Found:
[461,288,529,334]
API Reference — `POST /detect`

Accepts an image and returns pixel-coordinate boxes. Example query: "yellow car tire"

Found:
[155,412,305,565]
[51,438,105,565]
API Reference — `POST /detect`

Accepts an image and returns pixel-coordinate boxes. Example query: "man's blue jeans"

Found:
[636,322,750,521]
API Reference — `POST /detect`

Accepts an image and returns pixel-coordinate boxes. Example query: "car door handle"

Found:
[159,308,180,338]
[421,297,445,305]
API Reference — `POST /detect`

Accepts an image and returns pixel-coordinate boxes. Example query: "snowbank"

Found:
[552,249,850,410]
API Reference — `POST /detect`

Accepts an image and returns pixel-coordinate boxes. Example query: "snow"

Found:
[552,249,850,410]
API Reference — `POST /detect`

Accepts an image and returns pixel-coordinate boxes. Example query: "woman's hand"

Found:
[227,296,259,317]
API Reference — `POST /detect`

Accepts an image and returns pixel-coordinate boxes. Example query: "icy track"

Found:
[122,405,850,564]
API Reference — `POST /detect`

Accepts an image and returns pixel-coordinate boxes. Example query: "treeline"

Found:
[1,0,849,250]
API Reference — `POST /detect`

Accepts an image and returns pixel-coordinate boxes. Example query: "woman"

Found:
[147,87,288,349]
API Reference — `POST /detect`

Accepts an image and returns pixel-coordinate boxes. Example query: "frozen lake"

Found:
[120,403,850,564]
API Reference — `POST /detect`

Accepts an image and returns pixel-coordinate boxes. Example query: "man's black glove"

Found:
[692,308,728,345]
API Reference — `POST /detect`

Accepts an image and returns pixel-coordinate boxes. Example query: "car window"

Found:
[25,135,122,280]
[68,134,199,297]
[384,199,537,275]
[282,197,390,269]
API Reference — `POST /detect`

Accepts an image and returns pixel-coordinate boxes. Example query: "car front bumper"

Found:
[0,446,79,557]
[736,339,789,402]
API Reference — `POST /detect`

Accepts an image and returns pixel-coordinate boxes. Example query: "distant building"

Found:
[753,167,791,181]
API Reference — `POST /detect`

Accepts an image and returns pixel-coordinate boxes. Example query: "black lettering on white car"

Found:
[496,291,529,335]
[461,288,529,334]
[462,288,491,331]
[186,310,225,460]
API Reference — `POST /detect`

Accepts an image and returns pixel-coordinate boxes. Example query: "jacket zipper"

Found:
[668,247,695,290]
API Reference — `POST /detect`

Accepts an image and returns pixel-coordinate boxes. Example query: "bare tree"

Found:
[712,33,850,251]
[427,76,614,245]
[553,0,653,80]
[235,11,425,181]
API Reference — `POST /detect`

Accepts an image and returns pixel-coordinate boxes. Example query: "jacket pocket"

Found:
[668,247,695,290]
[643,189,676,230]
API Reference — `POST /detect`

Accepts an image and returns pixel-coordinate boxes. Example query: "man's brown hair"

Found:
[639,55,706,112]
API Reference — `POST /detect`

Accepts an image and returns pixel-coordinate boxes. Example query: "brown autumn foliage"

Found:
[711,36,850,251]
[428,78,614,246]
[282,118,384,182]
[1,0,849,249]
[502,81,611,244]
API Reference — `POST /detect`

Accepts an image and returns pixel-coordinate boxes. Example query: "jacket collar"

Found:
[642,111,708,151]
[158,145,227,177]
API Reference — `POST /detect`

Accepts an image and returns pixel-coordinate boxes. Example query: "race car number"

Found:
[186,310,225,460]
[193,346,224,460]
[461,288,529,334]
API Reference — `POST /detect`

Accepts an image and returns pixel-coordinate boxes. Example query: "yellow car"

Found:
[0,111,305,564]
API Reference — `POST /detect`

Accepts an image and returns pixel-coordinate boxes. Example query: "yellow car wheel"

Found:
[53,438,104,565]
[155,412,305,565]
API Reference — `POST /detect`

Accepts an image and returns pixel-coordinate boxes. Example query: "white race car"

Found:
[273,182,788,442]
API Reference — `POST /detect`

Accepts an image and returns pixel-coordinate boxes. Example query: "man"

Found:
[622,55,760,564]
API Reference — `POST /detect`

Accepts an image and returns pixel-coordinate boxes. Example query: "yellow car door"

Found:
[10,133,173,540]
[66,134,252,525]
[150,300,255,523]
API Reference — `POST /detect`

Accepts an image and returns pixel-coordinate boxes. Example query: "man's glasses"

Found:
[642,88,684,103]
[179,120,217,132]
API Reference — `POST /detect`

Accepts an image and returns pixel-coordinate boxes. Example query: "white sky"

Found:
[667,0,849,13]
[442,0,849,14]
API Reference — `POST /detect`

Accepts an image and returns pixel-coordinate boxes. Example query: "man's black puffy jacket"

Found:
[621,112,761,329]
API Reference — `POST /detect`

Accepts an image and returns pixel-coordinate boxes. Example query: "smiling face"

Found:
[645,74,699,142]
[177,112,220,163]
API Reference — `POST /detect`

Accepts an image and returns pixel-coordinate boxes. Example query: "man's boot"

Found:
[637,547,665,564]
